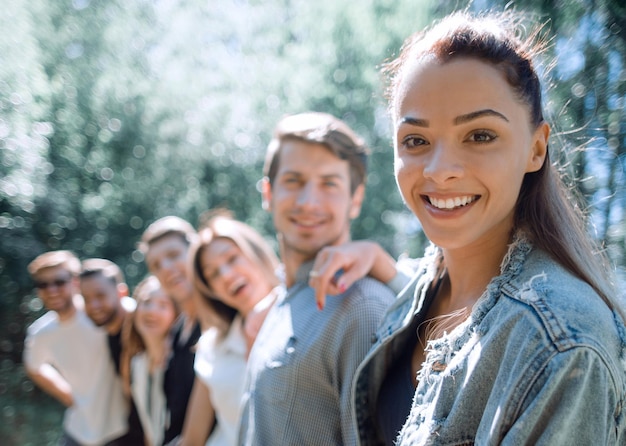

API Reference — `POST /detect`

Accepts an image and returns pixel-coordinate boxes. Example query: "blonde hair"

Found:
[188,211,280,334]
[138,216,197,255]
[28,250,81,278]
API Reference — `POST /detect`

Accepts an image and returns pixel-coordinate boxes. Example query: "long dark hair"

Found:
[384,11,622,318]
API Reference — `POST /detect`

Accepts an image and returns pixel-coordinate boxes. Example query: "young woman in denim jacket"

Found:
[309,10,626,445]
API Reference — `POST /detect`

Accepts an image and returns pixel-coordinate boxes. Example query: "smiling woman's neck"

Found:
[441,233,511,310]
[143,336,171,371]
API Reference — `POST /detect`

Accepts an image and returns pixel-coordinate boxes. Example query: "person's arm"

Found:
[177,377,215,446]
[308,240,405,310]
[26,363,74,407]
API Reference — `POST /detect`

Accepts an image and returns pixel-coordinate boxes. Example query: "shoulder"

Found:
[349,276,397,304]
[494,249,625,377]
[327,277,396,333]
[504,249,617,338]
[26,312,59,337]
[334,277,396,321]
[196,327,221,357]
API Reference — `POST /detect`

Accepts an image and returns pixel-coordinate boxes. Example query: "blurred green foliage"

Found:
[1,0,624,442]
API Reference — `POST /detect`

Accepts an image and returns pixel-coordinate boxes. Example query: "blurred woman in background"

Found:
[177,212,282,446]
[121,275,180,446]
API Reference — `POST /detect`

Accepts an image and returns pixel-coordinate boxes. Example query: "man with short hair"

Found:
[79,258,144,445]
[239,112,396,445]
[23,250,128,446]
[139,216,202,445]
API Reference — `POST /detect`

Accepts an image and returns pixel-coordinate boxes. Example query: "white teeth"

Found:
[429,195,476,209]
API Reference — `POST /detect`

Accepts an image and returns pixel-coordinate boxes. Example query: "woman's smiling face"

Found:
[393,57,548,252]
[135,287,177,341]
[200,238,274,317]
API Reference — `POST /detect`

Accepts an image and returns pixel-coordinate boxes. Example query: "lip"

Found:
[228,280,248,298]
[46,296,65,307]
[290,215,327,231]
[89,311,106,321]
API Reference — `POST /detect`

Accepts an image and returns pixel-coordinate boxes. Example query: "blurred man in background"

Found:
[79,258,144,445]
[139,217,202,445]
[23,250,128,446]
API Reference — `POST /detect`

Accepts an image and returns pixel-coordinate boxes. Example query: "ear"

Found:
[526,121,550,173]
[261,177,273,212]
[349,184,365,219]
[117,283,129,299]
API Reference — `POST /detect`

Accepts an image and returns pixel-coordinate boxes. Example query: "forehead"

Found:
[395,58,522,121]
[34,266,72,281]
[201,238,239,264]
[80,274,117,294]
[145,234,188,260]
[138,288,171,305]
[275,140,350,177]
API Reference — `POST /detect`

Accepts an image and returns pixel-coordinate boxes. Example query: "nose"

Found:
[161,257,175,271]
[422,143,464,184]
[215,263,236,284]
[295,181,320,208]
[140,301,158,315]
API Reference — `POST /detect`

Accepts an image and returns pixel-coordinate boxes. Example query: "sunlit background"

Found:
[1,0,624,443]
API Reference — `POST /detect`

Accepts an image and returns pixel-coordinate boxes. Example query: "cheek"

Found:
[211,280,227,298]
[135,309,148,322]
[163,310,176,327]
[394,156,419,199]
[272,189,288,208]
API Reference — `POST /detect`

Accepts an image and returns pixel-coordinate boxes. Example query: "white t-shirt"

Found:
[23,309,128,445]
[194,316,247,446]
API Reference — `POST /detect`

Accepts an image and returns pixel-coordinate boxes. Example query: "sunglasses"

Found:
[34,277,71,290]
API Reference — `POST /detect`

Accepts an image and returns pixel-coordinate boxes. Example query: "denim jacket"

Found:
[353,235,626,445]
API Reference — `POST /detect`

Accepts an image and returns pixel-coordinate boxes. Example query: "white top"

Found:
[130,352,168,446]
[194,316,247,446]
[23,310,128,445]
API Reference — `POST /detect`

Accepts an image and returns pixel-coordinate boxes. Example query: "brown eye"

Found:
[400,135,428,151]
[468,130,496,143]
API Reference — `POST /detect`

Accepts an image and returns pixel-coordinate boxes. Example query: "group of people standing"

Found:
[23,10,626,446]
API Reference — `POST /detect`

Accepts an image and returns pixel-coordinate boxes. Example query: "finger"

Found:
[309,274,328,310]
[310,255,345,310]
[316,265,350,310]
[331,268,361,294]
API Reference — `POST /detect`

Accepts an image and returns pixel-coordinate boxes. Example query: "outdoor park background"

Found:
[1,0,624,444]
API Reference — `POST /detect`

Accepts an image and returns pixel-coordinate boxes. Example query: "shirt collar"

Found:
[293,260,316,286]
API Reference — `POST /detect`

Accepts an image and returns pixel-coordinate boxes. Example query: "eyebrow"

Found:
[281,171,346,181]
[399,109,509,128]
[454,109,509,124]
